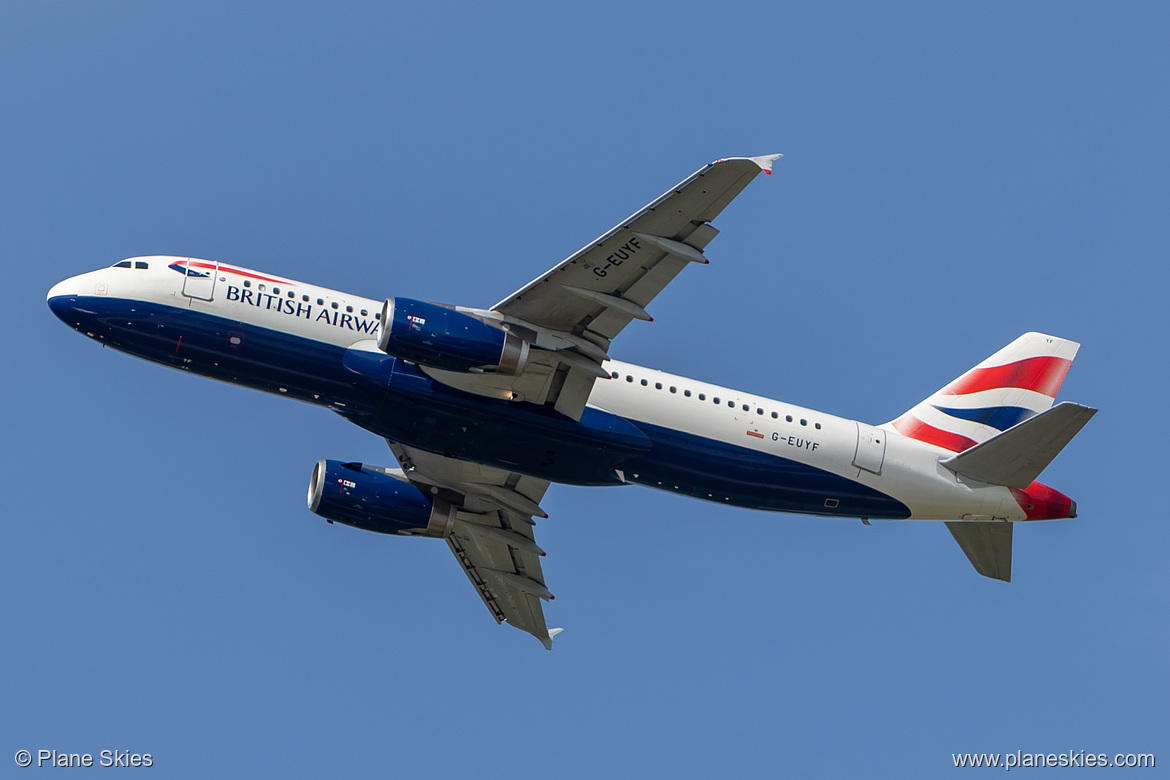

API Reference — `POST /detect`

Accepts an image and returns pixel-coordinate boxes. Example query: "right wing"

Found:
[386,442,562,649]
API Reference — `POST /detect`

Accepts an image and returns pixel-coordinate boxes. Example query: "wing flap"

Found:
[553,364,597,419]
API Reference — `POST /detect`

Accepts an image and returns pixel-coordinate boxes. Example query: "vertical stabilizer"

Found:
[886,333,1080,453]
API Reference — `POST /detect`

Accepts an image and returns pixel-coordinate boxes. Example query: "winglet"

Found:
[541,627,564,651]
[750,153,783,174]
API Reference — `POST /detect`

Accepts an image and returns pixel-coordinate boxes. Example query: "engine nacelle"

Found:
[377,297,528,374]
[308,459,445,536]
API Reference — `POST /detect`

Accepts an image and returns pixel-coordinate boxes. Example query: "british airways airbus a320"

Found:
[47,155,1095,648]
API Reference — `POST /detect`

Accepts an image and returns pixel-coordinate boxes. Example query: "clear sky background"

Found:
[2,2,1166,777]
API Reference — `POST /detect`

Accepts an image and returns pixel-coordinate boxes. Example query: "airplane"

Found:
[46,154,1096,649]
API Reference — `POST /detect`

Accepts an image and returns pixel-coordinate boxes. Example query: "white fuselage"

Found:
[48,257,1034,523]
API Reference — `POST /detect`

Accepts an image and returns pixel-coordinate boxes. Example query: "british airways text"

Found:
[225,286,380,334]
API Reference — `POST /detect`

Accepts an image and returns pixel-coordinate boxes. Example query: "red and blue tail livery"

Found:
[46,155,1095,649]
[890,332,1080,453]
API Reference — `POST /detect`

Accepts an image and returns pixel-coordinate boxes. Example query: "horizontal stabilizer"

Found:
[946,522,1012,582]
[941,402,1097,488]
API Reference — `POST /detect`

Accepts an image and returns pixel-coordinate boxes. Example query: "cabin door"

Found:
[181,259,217,301]
[853,422,887,475]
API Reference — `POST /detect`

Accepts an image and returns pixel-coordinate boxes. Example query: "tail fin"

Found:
[886,332,1080,453]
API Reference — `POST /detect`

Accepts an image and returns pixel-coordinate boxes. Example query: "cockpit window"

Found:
[113,261,132,268]
[135,261,149,269]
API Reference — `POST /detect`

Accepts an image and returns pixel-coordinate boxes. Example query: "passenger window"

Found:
[655,382,662,390]
[728,401,734,408]
[273,287,280,295]
[641,379,648,386]
[815,422,822,430]
[742,404,749,412]
[361,309,368,317]
[713,397,720,404]
[610,372,619,379]
[244,280,251,288]
[786,415,793,422]
[669,386,676,393]
[800,419,807,426]
[259,284,267,291]
[303,295,310,302]
[684,390,691,397]
[331,302,339,310]
[698,393,706,401]
[756,408,763,415]
[626,375,633,382]
[346,305,353,313]
[317,298,324,305]
[135,261,149,269]
[113,261,131,269]
[771,411,778,419]
[288,291,295,298]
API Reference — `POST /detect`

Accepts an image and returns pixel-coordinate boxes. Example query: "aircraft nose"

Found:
[46,276,81,321]
[47,277,79,301]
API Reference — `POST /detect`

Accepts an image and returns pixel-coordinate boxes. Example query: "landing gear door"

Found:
[853,422,887,475]
[181,258,217,301]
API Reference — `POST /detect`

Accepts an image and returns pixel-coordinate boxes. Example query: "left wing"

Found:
[419,155,780,421]
[386,442,562,649]
[493,154,781,339]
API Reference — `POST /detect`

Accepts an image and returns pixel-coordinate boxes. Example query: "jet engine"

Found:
[308,459,441,536]
[377,297,528,374]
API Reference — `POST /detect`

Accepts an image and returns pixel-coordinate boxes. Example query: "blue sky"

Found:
[3,2,1167,776]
